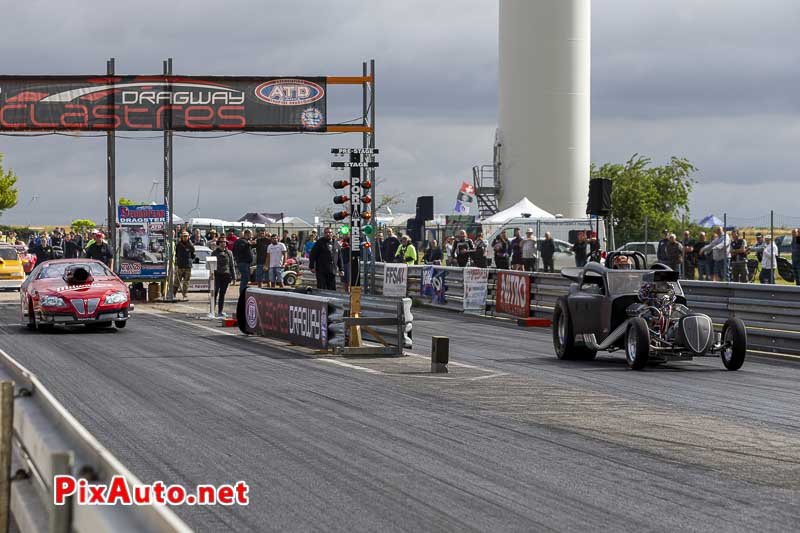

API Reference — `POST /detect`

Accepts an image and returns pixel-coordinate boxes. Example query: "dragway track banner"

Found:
[0,76,327,131]
[463,267,488,313]
[383,264,408,297]
[495,271,531,318]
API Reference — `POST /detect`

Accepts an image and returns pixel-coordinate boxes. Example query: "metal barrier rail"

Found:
[310,289,413,355]
[0,350,192,533]
[328,264,800,357]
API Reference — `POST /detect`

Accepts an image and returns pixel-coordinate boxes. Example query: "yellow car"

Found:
[0,245,26,290]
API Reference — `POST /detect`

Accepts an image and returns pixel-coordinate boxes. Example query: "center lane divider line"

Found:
[316,359,383,374]
[137,309,509,380]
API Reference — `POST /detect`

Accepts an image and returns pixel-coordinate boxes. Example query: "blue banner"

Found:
[420,265,447,305]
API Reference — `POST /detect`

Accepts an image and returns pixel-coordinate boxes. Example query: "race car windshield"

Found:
[606,271,683,296]
[0,248,18,260]
[38,262,114,279]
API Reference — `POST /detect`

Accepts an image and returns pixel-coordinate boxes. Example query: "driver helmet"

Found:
[612,255,633,270]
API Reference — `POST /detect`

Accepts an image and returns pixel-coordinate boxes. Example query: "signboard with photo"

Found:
[117,204,168,280]
[463,268,488,313]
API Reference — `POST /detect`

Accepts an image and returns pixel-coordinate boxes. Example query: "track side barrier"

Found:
[0,351,192,533]
[238,288,410,356]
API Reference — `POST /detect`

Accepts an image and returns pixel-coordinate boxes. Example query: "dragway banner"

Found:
[383,264,408,297]
[117,204,168,280]
[495,271,531,318]
[0,76,327,131]
[420,265,447,306]
[242,289,329,349]
[463,268,488,313]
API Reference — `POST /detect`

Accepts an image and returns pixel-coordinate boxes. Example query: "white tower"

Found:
[497,0,591,218]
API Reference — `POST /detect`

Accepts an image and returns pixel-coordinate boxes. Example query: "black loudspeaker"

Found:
[406,218,423,242]
[586,178,613,216]
[416,196,434,221]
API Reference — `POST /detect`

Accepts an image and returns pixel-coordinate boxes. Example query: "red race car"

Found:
[20,259,131,330]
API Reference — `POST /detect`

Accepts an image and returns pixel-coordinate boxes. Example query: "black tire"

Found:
[237,292,250,334]
[284,273,297,287]
[114,320,127,329]
[552,299,596,360]
[26,300,36,331]
[86,321,113,329]
[721,318,746,371]
[625,318,650,370]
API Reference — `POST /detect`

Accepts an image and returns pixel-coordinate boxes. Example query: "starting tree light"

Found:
[363,224,374,236]
[333,195,349,204]
[333,180,349,189]
[339,225,351,235]
[333,211,349,221]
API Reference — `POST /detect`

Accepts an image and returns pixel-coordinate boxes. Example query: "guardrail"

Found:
[311,290,413,356]
[0,349,192,533]
[305,264,800,357]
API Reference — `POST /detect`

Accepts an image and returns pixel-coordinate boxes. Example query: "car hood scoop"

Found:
[63,266,94,285]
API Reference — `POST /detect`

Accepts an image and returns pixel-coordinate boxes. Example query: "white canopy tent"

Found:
[480,197,555,224]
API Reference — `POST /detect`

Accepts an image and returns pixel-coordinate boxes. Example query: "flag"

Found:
[453,181,475,214]
[454,200,469,214]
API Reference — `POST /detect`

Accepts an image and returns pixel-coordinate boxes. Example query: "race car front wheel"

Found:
[26,300,36,331]
[721,318,746,371]
[625,318,650,370]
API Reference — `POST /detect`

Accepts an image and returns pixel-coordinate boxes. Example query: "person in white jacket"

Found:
[759,234,779,284]
[700,226,731,282]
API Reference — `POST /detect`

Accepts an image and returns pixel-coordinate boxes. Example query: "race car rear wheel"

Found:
[721,318,746,371]
[625,318,650,370]
[552,299,596,360]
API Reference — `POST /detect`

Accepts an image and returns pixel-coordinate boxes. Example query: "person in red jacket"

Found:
[225,229,238,251]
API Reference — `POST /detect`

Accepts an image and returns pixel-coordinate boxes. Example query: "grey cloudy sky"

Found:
[1,0,797,226]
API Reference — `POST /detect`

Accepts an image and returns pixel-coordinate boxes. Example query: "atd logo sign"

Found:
[496,271,531,318]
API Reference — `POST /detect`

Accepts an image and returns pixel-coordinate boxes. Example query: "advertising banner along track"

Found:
[0,76,327,131]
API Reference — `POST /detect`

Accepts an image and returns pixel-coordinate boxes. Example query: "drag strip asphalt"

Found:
[0,300,797,532]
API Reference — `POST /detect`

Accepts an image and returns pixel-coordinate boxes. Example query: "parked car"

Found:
[615,242,658,267]
[0,245,26,290]
[12,244,37,274]
[188,245,212,292]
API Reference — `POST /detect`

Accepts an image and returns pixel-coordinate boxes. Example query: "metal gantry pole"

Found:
[164,58,176,301]
[106,58,116,260]
[361,61,369,292]
[369,59,376,290]
[770,210,775,284]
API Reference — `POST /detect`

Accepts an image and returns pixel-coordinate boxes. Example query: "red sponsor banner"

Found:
[495,271,531,318]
